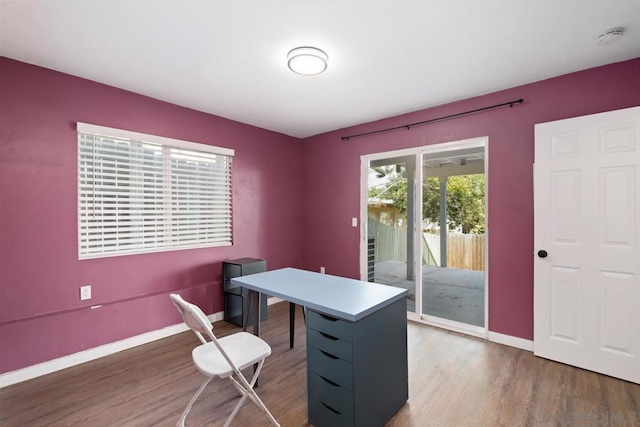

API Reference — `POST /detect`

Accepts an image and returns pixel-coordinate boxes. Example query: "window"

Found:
[78,123,234,259]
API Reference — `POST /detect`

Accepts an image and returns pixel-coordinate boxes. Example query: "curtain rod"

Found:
[341,98,524,141]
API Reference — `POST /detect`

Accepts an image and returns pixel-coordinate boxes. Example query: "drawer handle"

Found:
[320,401,341,415]
[318,313,339,322]
[319,349,339,360]
[319,331,338,341]
[319,375,340,387]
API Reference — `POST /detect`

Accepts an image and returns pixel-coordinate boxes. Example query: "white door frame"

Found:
[360,136,489,338]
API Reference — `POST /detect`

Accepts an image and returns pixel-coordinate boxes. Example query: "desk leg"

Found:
[241,289,261,336]
[250,290,261,386]
[289,302,295,348]
[241,289,251,332]
[252,290,261,337]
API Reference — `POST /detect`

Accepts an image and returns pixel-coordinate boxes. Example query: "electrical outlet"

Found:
[352,217,358,227]
[320,267,325,274]
[80,285,92,301]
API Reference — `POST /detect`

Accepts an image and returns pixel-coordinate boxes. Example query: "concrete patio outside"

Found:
[374,260,485,327]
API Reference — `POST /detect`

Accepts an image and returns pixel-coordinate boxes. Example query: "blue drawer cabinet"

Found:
[307,346,354,390]
[308,371,354,418]
[306,297,407,427]
[308,397,353,427]
[307,329,353,362]
[307,310,353,341]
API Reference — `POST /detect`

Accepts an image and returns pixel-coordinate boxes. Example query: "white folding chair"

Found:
[170,294,279,427]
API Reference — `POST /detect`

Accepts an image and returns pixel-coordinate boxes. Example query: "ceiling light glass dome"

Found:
[287,47,328,76]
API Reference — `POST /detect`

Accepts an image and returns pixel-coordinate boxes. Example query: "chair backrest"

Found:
[170,294,241,373]
[170,294,215,345]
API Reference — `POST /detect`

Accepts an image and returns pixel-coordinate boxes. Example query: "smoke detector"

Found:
[596,28,625,45]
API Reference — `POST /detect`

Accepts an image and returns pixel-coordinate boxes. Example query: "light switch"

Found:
[352,217,358,227]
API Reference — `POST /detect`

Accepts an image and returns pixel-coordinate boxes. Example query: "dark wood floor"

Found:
[1,301,639,426]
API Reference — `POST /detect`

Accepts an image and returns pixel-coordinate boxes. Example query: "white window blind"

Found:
[78,123,234,259]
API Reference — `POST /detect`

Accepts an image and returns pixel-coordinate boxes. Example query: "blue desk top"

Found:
[230,268,407,322]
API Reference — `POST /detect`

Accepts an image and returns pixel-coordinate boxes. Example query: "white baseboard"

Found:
[0,300,289,389]
[1,300,532,389]
[0,311,224,389]
[488,331,534,352]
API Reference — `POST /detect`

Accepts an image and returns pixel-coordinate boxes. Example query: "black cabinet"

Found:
[223,258,267,327]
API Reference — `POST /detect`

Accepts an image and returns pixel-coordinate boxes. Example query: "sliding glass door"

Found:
[361,138,487,334]
[421,149,486,329]
[366,156,416,311]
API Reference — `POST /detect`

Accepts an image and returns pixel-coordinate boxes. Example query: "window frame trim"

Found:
[77,122,235,157]
[77,122,234,260]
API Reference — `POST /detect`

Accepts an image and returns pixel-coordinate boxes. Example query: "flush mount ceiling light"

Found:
[596,27,625,45]
[287,47,328,76]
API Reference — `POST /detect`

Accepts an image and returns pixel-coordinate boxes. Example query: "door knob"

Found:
[537,250,548,258]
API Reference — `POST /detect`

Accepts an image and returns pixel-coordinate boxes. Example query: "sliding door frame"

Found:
[360,137,489,338]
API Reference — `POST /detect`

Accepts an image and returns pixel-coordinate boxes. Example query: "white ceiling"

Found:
[1,1,639,138]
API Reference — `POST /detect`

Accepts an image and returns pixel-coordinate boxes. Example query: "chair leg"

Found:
[177,376,212,427]
[223,360,280,427]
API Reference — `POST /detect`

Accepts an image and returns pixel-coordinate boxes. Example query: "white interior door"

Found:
[534,106,640,384]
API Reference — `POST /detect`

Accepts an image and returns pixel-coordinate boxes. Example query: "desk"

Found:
[231,267,408,427]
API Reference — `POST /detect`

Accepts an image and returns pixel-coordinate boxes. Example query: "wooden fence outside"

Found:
[368,218,484,271]
[443,232,485,271]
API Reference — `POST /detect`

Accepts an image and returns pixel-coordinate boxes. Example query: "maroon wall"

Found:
[300,57,640,341]
[2,55,639,375]
[0,58,303,373]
